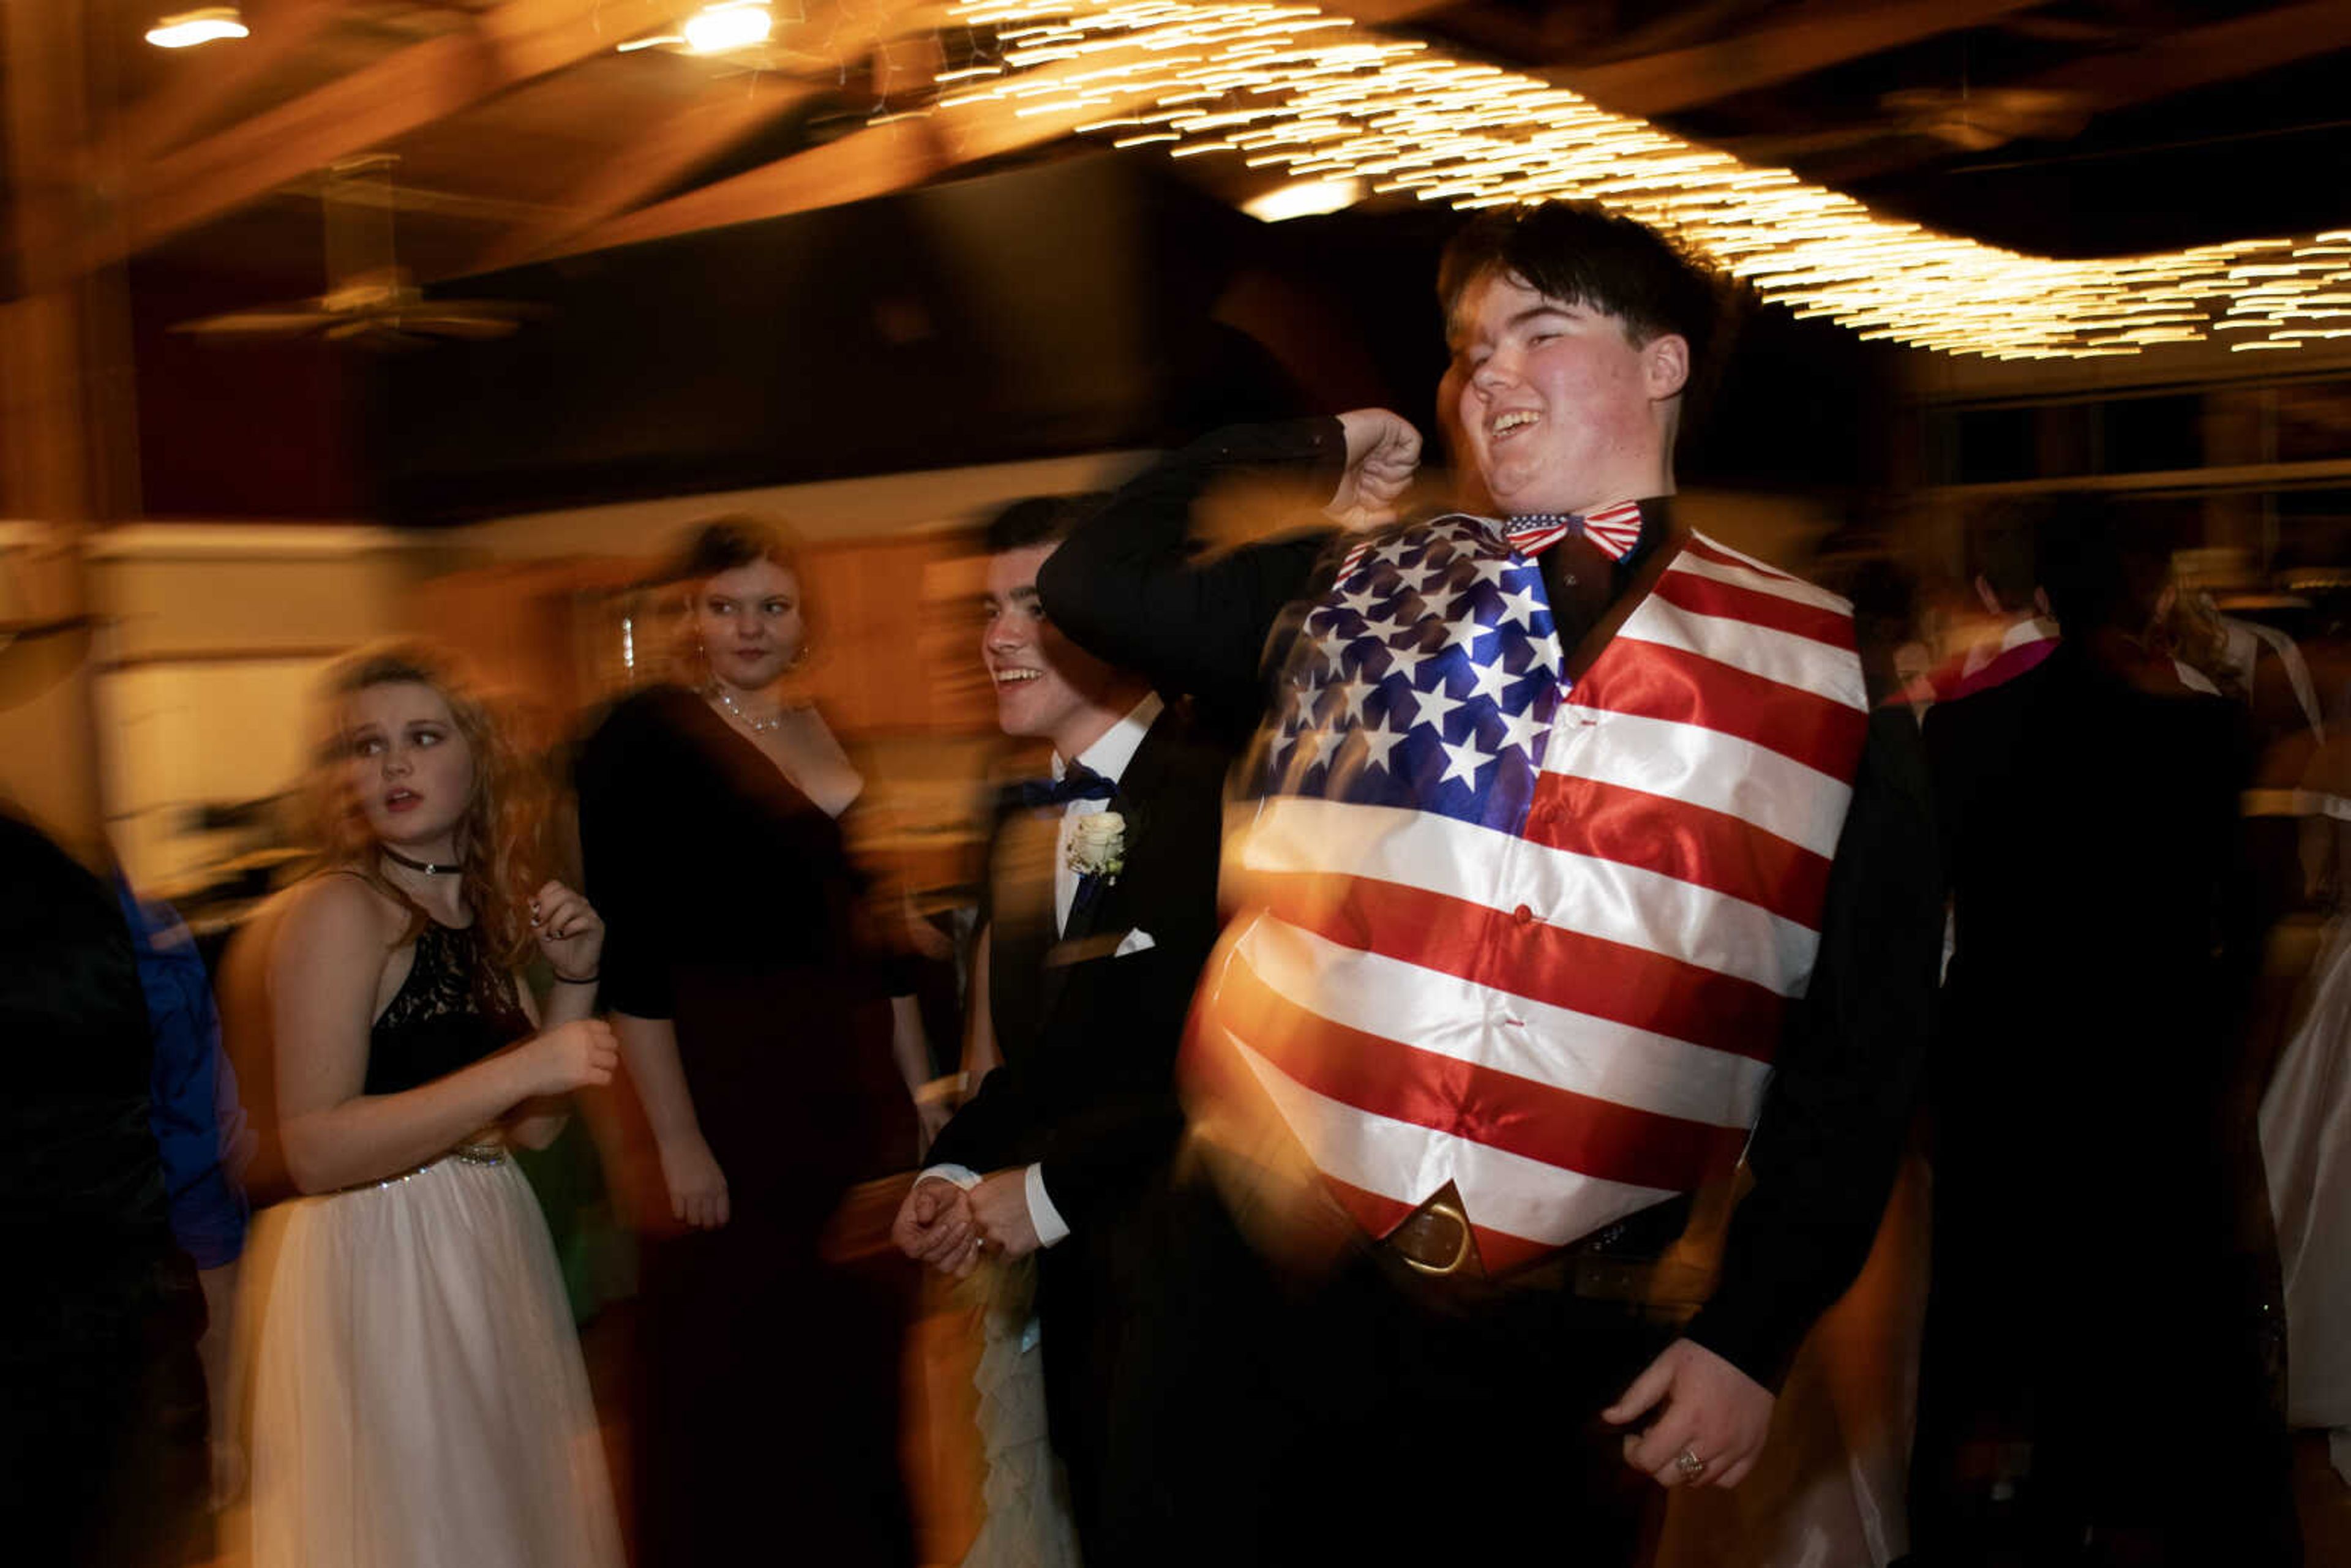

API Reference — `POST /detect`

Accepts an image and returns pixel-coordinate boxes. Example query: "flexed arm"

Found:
[504,878,609,1150]
[1035,418,1360,707]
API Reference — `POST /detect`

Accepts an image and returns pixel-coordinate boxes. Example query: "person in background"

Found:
[1915,500,2063,707]
[0,810,209,1568]
[1914,505,2298,1564]
[118,880,254,1512]
[576,516,923,1568]
[247,642,623,1568]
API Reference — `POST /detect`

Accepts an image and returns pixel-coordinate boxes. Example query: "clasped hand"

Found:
[890,1170,1037,1277]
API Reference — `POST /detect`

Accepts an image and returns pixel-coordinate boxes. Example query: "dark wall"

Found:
[132,262,364,519]
[132,151,1899,525]
[370,153,1304,523]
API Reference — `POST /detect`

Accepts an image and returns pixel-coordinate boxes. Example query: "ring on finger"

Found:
[1674,1449,1708,1482]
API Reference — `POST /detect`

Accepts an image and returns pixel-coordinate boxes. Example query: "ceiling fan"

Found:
[171,154,543,347]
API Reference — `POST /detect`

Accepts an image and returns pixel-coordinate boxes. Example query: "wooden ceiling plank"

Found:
[1812,0,2351,184]
[1551,0,2045,117]
[467,75,825,271]
[465,0,950,272]
[2027,0,2351,110]
[1308,0,1456,26]
[86,0,347,173]
[552,61,1139,257]
[96,0,681,270]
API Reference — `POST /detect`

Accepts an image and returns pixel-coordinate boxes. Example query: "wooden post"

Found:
[0,0,137,863]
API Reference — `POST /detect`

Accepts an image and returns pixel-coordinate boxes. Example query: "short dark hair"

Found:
[1964,498,2054,612]
[663,515,802,586]
[1437,202,1723,380]
[981,494,1104,557]
[2038,499,2171,636]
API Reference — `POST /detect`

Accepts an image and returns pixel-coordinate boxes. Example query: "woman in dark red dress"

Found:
[576,518,921,1567]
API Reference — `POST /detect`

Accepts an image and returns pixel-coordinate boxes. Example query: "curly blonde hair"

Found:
[309,640,547,969]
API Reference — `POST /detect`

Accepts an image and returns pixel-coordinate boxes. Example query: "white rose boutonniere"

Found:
[1067,811,1126,883]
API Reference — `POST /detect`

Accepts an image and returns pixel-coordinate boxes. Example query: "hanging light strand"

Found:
[930,0,2351,359]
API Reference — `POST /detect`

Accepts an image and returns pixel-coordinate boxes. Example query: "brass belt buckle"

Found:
[1392,1190,1475,1277]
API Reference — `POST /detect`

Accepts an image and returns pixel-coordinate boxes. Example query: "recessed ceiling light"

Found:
[145,6,247,48]
[1243,178,1366,223]
[682,2,773,54]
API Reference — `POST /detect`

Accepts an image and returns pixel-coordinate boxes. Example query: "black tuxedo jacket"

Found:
[928,702,1229,1239]
[1924,640,2260,1228]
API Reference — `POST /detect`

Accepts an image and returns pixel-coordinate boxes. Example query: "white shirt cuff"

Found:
[919,1163,981,1191]
[1024,1163,1071,1247]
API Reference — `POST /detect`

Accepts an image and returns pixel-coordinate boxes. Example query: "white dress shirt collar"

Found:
[1054,691,1163,790]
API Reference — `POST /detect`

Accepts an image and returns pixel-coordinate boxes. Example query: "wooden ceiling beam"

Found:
[2023,0,2351,110]
[467,74,825,272]
[548,60,1142,258]
[467,0,950,273]
[1305,0,1457,26]
[1810,0,2351,183]
[1550,0,2044,117]
[88,0,681,271]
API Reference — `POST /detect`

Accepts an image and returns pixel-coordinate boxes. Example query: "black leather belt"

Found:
[1386,1191,1478,1276]
[1378,1190,1697,1288]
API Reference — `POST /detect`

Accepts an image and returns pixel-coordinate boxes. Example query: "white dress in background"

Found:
[958,1258,1082,1568]
[2263,913,2351,1484]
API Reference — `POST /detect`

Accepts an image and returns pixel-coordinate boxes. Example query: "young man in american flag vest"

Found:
[1035,202,1941,1564]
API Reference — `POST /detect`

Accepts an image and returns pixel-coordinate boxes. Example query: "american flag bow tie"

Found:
[1501,500,1643,563]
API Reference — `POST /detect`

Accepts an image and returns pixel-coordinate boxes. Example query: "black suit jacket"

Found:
[927,702,1229,1239]
[1923,637,2267,1286]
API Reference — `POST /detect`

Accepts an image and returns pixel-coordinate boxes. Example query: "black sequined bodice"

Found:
[363,920,533,1097]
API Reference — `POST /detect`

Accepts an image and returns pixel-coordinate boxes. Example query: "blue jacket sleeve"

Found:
[121,884,250,1269]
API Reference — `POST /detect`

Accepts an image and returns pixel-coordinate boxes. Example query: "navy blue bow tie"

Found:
[1016,763,1117,809]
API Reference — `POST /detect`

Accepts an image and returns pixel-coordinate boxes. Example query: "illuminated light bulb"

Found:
[145,6,247,47]
[683,2,773,53]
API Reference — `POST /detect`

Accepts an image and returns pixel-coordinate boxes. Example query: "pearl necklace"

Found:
[710,685,787,734]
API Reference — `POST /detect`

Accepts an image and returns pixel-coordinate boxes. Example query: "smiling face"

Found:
[1451,269,1687,518]
[981,542,1140,760]
[694,557,806,692]
[344,680,474,855]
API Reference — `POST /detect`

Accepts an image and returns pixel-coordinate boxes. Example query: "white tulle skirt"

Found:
[959,1259,1081,1568]
[247,1149,624,1568]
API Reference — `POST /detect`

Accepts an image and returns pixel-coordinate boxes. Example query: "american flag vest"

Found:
[1189,511,1871,1272]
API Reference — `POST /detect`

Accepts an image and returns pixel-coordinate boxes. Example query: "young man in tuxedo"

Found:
[891,495,1230,1559]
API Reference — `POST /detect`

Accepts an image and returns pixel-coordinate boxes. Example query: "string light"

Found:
[933,0,2351,359]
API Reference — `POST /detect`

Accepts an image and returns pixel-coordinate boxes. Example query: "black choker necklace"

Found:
[381,846,460,876]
